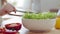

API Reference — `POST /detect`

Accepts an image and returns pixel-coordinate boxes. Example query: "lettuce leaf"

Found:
[23,12,57,19]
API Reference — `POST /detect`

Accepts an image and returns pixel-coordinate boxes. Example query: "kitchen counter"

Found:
[2,16,60,34]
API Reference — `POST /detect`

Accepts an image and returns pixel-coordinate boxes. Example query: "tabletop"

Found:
[2,15,60,34]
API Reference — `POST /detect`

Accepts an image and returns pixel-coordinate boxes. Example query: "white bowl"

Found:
[22,19,56,31]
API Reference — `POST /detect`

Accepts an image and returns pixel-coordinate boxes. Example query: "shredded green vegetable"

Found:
[23,12,57,19]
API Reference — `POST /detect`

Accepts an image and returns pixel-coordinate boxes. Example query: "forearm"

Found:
[2,0,7,5]
[0,11,4,16]
[0,0,7,16]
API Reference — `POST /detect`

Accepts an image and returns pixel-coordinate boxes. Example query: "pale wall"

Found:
[41,0,60,12]
[23,0,60,12]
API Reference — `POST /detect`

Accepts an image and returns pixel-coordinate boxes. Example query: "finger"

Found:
[6,4,16,13]
[5,6,13,12]
[9,3,16,13]
[13,7,16,13]
[4,3,16,13]
[10,4,16,13]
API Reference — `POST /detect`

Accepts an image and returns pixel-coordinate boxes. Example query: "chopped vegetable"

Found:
[23,12,57,19]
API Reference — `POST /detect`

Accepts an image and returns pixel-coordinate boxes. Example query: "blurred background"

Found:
[2,0,60,18]
[7,0,60,13]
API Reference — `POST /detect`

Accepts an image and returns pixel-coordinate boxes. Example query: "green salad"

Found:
[23,12,57,19]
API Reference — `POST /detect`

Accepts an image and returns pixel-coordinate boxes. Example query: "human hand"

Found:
[0,3,16,16]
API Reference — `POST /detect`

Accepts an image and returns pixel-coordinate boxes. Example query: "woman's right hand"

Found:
[0,3,16,16]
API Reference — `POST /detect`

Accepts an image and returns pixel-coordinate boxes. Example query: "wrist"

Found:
[0,9,5,16]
